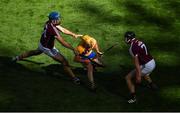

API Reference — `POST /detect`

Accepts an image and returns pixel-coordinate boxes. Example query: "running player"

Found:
[12,11,82,84]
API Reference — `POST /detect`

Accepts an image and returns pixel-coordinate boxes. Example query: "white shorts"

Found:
[130,59,156,76]
[38,43,59,57]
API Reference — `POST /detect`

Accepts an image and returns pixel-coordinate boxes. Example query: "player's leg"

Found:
[94,43,103,55]
[42,46,80,84]
[142,59,158,90]
[12,49,42,62]
[12,43,49,62]
[74,55,96,89]
[86,62,96,91]
[143,75,158,90]
[125,70,137,103]
[53,53,80,84]
[143,75,152,83]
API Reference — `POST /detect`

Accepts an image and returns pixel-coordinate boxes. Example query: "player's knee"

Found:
[125,74,132,80]
[30,50,41,55]
[63,65,69,71]
[62,60,70,67]
[86,63,93,69]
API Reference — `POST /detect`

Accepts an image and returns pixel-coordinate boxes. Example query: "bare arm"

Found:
[91,41,103,55]
[133,55,141,83]
[55,35,74,51]
[56,25,82,38]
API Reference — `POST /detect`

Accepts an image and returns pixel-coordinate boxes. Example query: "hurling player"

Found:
[12,12,82,84]
[124,31,158,104]
[74,35,104,91]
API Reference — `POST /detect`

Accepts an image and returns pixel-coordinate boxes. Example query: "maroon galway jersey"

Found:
[40,21,60,49]
[129,39,153,65]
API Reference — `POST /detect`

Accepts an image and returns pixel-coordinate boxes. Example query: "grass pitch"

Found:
[0,0,179,111]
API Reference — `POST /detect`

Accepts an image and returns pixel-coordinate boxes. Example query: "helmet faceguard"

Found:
[48,12,61,25]
[124,31,135,44]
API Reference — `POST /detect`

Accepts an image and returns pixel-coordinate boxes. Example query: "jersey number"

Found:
[140,44,148,55]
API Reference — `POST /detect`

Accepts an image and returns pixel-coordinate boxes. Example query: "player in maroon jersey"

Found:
[12,12,82,84]
[124,31,158,104]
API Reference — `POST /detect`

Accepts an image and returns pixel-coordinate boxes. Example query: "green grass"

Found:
[0,0,180,111]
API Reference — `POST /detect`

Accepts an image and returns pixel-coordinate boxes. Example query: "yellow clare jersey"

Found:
[81,35,97,49]
[76,35,97,56]
[76,45,85,55]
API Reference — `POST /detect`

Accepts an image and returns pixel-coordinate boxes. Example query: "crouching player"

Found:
[124,31,158,104]
[74,35,104,91]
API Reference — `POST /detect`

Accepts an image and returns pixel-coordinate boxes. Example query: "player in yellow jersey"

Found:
[74,35,104,91]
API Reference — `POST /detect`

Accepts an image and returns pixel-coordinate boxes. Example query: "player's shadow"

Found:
[42,64,67,79]
[42,64,88,83]
[42,64,98,92]
[93,65,130,100]
[0,56,34,74]
[42,64,87,77]
[21,59,45,65]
